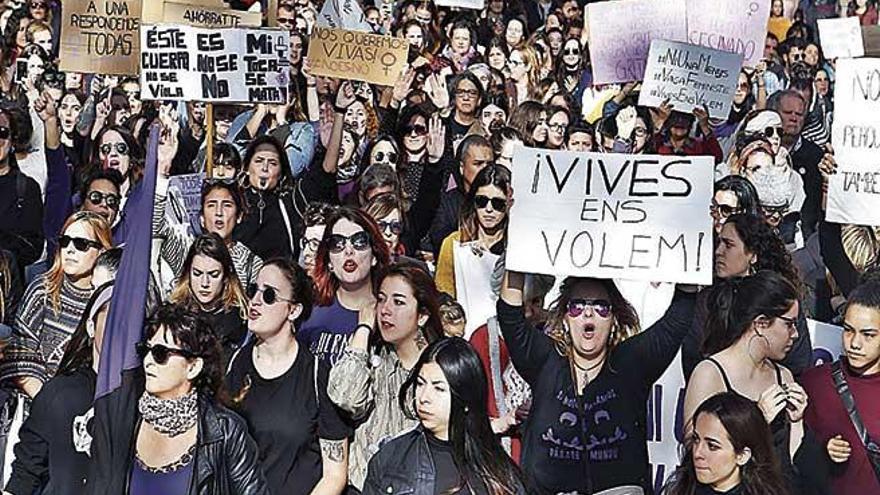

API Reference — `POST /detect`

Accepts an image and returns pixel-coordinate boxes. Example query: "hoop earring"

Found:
[415,325,428,349]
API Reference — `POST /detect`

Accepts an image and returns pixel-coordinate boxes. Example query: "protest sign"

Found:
[639,40,743,119]
[818,17,865,60]
[162,1,263,28]
[506,147,714,285]
[167,173,204,236]
[59,0,142,75]
[686,0,770,67]
[587,0,687,84]
[140,24,290,103]
[307,27,409,86]
[865,26,880,57]
[827,58,880,226]
[435,0,484,9]
[317,0,371,31]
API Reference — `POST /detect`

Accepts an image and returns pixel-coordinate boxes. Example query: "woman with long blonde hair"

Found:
[0,211,112,398]
[507,45,543,106]
[168,233,249,361]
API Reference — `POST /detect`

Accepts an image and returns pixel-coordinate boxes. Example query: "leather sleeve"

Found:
[222,411,271,495]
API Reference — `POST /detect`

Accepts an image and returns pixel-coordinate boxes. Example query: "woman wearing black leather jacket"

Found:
[363,337,526,495]
[86,303,268,495]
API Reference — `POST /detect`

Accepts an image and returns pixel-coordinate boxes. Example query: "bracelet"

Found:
[355,323,373,333]
[333,104,348,114]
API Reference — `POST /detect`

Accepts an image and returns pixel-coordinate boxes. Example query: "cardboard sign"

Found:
[140,25,290,103]
[686,0,770,67]
[307,27,408,86]
[162,1,263,28]
[59,0,142,75]
[864,26,880,57]
[639,40,743,119]
[506,147,714,285]
[435,0,484,9]
[587,0,687,84]
[167,173,204,236]
[819,17,865,60]
[827,58,880,226]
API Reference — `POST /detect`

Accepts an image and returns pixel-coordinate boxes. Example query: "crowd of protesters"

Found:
[0,0,878,494]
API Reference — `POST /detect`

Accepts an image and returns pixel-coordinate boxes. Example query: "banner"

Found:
[435,0,484,9]
[307,27,409,86]
[827,58,880,226]
[167,173,204,236]
[162,1,263,28]
[685,0,770,67]
[587,0,687,84]
[818,17,865,60]
[639,40,743,119]
[506,147,714,285]
[59,0,142,75]
[140,24,290,103]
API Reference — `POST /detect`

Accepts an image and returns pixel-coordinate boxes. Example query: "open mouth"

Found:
[343,260,358,273]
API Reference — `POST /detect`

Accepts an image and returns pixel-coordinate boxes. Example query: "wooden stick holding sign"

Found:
[206,103,214,177]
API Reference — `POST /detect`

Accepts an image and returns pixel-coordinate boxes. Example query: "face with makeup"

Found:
[247,143,282,191]
[59,93,83,134]
[99,130,131,178]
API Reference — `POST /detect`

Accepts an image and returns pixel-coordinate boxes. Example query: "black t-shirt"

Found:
[427,434,488,495]
[226,342,352,495]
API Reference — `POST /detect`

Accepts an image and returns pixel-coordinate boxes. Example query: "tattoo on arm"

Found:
[320,439,345,463]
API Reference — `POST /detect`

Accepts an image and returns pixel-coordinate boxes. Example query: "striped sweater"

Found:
[0,275,93,383]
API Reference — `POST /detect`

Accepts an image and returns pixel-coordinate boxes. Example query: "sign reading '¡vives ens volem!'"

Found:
[139,24,290,103]
[506,147,714,285]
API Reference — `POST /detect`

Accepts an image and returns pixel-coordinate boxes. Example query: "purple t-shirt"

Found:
[296,296,358,366]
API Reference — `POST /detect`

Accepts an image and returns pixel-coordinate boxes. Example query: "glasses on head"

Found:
[301,237,321,252]
[378,219,403,235]
[710,201,740,218]
[374,151,398,163]
[87,190,120,210]
[247,283,295,305]
[474,195,507,211]
[763,126,784,139]
[99,142,130,156]
[59,235,101,252]
[136,342,196,365]
[455,88,479,99]
[326,231,371,254]
[0,125,11,140]
[566,298,613,319]
[404,124,428,136]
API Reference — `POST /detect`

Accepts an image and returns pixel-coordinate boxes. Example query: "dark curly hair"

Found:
[260,257,315,327]
[722,213,800,288]
[143,303,226,401]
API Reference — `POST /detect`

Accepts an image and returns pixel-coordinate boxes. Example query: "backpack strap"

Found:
[831,360,880,485]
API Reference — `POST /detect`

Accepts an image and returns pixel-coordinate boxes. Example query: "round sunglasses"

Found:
[99,142,130,156]
[136,342,196,365]
[378,220,403,235]
[247,283,295,305]
[87,190,120,210]
[326,231,371,254]
[566,298,613,319]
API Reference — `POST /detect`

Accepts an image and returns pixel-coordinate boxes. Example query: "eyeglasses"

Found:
[762,203,789,217]
[326,231,371,254]
[99,142,130,156]
[30,1,47,8]
[378,220,403,235]
[474,195,507,211]
[548,122,567,132]
[247,283,295,305]
[508,59,524,67]
[136,342,196,365]
[0,126,10,140]
[455,88,480,99]
[566,298,613,318]
[404,124,428,136]
[776,314,798,334]
[710,201,740,218]
[59,235,102,252]
[374,151,398,163]
[87,190,120,210]
[301,237,321,252]
[763,126,784,139]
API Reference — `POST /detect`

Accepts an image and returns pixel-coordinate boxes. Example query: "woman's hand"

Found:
[391,67,415,106]
[827,435,852,463]
[615,106,637,140]
[649,98,673,131]
[425,73,449,110]
[756,383,787,424]
[357,296,377,329]
[427,114,446,163]
[157,104,180,176]
[784,381,808,422]
[335,81,357,111]
[490,411,517,434]
[33,91,56,122]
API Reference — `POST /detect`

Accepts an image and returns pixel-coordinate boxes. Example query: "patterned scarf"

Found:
[138,389,198,437]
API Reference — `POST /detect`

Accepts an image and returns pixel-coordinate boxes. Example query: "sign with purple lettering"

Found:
[139,24,290,103]
[639,40,743,119]
[507,147,714,285]
[686,0,770,67]
[587,0,687,85]
[827,58,880,226]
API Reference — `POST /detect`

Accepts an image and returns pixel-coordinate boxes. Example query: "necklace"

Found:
[572,356,605,374]
[138,389,198,438]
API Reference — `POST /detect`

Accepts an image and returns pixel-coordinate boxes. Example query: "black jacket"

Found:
[86,369,269,495]
[0,168,44,271]
[362,427,525,495]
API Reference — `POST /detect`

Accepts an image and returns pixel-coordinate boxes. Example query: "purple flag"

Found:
[95,125,159,399]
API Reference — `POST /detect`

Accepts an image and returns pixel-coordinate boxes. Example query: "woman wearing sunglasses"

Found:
[227,259,350,495]
[300,207,390,367]
[684,272,827,495]
[88,303,269,495]
[710,176,760,234]
[168,234,249,362]
[89,125,143,210]
[328,263,443,490]
[497,264,696,494]
[436,165,510,336]
[0,211,111,399]
[362,337,527,495]
[363,192,407,259]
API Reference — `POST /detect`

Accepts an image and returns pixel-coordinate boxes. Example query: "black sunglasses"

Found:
[566,298,612,318]
[300,237,321,252]
[87,190,120,210]
[326,231,371,254]
[762,203,789,216]
[710,202,740,218]
[763,126,784,139]
[136,342,196,365]
[247,283,294,305]
[99,142,129,156]
[474,195,507,211]
[378,220,403,235]
[404,124,428,136]
[0,126,10,140]
[374,151,398,163]
[59,235,102,252]
[563,48,580,55]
